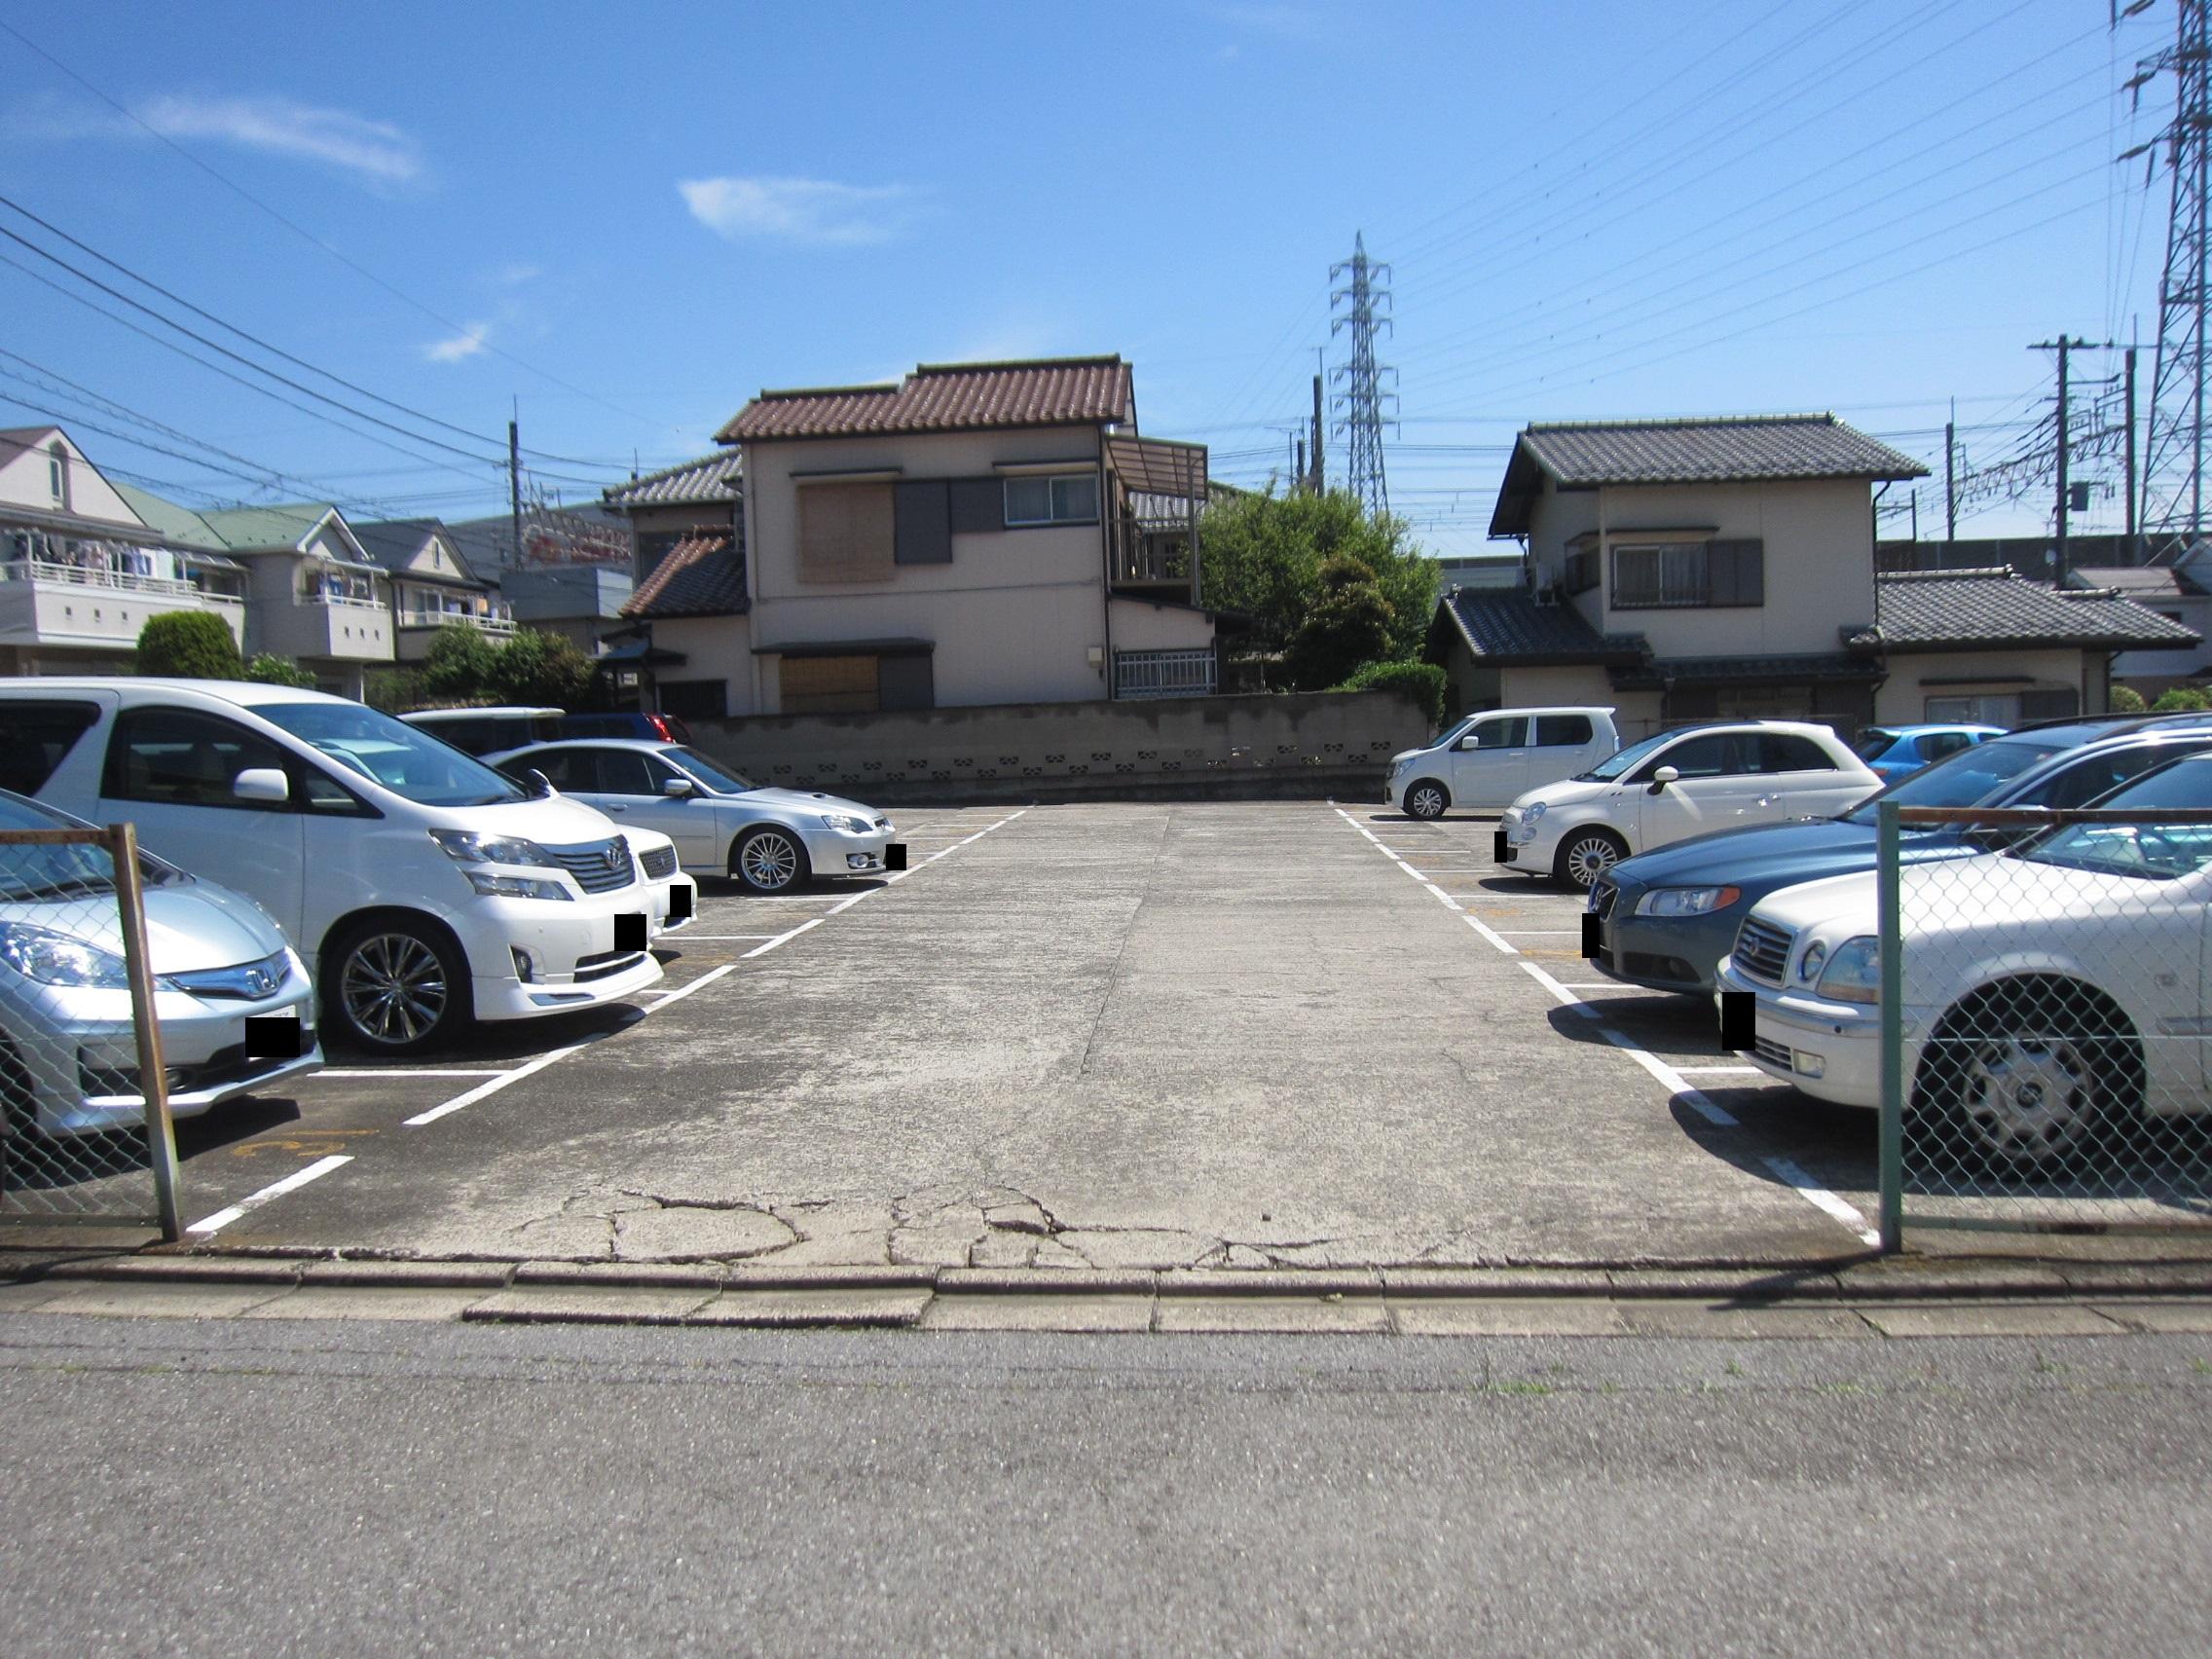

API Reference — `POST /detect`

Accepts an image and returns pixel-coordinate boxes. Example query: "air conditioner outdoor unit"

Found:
[1531,584,1559,608]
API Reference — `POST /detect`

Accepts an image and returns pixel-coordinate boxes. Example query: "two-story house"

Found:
[1429,414,2196,737]
[613,356,1221,719]
[0,427,249,676]
[351,519,515,662]
[2064,554,2212,699]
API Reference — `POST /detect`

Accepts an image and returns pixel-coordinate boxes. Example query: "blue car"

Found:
[1853,722,2006,783]
[1589,716,2212,995]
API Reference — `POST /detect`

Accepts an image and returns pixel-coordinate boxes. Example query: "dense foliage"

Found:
[1198,490,1436,666]
[244,653,317,688]
[2108,684,2148,713]
[368,624,601,714]
[1334,658,1449,728]
[134,611,243,680]
[2151,685,2211,712]
[1281,556,1397,690]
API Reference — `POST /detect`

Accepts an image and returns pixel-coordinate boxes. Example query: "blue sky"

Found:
[0,1,2176,555]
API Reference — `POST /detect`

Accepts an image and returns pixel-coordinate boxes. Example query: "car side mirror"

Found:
[1648,764,1680,792]
[1456,735,1480,751]
[525,768,555,799]
[662,776,695,797]
[232,767,290,805]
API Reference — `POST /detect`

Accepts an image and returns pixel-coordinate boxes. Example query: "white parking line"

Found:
[649,962,739,1004]
[665,934,780,941]
[1496,929,1580,936]
[743,918,824,957]
[186,1155,352,1235]
[404,1041,596,1127]
[314,1068,506,1080]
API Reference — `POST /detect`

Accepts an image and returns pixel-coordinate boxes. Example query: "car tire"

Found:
[1403,779,1450,821]
[1910,977,2142,1174]
[324,916,471,1056]
[733,827,811,894]
[1554,828,1627,890]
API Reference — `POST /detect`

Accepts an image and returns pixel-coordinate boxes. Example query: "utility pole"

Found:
[2032,336,2092,586]
[1310,364,1325,495]
[1943,413,1957,550]
[2124,345,2140,562]
[507,409,523,571]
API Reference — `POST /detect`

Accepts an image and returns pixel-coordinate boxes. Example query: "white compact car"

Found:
[1498,719,1880,888]
[488,739,900,894]
[1718,752,2212,1169]
[1386,706,1619,819]
[0,787,320,1137]
[2,680,689,1055]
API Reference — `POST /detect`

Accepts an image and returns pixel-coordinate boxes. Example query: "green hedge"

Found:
[1334,658,1448,728]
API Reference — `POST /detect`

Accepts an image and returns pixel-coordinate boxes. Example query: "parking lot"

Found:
[96,797,1936,1271]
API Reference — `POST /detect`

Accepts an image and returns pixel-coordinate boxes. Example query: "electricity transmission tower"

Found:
[1330,233,1397,515]
[2130,0,2212,560]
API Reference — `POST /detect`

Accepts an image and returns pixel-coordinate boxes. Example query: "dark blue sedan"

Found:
[1588,718,2212,995]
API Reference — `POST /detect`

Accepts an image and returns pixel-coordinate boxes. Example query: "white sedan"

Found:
[1498,719,1879,888]
[1717,752,2212,1169]
[488,739,901,894]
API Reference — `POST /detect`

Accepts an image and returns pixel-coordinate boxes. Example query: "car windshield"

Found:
[667,747,756,793]
[258,703,528,807]
[2018,759,2212,882]
[1854,728,1902,760]
[1840,736,2065,822]
[1433,716,1478,750]
[0,789,181,896]
[1573,730,1677,782]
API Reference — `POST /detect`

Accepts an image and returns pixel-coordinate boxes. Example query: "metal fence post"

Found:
[109,823,182,1241]
[1876,800,1903,1255]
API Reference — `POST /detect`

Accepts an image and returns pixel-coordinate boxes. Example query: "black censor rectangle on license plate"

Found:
[242,1014,304,1059]
[1718,990,1754,1051]
[885,843,907,871]
[1581,914,1602,959]
[614,912,648,952]
[668,884,693,921]
[1493,830,1509,862]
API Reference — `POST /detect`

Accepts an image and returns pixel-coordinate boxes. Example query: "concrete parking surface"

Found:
[59,799,1939,1272]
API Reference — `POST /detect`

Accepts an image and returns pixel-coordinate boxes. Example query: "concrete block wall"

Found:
[685,690,1434,803]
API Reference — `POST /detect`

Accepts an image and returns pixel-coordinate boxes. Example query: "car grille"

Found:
[1753,1036,1794,1071]
[165,950,291,1000]
[639,844,678,880]
[549,834,636,894]
[1733,916,1794,985]
[1589,880,1617,922]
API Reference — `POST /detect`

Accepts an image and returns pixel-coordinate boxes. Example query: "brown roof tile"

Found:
[718,356,1133,443]
[621,535,745,619]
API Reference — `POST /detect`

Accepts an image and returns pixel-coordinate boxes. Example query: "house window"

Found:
[797,482,896,583]
[1610,539,1764,609]
[1563,547,1599,595]
[1003,474,1098,527]
[47,443,66,507]
[779,650,934,715]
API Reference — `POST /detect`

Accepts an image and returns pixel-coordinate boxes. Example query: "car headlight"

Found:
[1634,885,1742,918]
[0,923,129,988]
[1522,802,1547,825]
[428,830,561,867]
[461,872,572,902]
[819,814,872,833]
[1814,937,1880,1005]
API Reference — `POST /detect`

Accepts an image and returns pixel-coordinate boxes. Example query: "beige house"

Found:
[351,519,515,663]
[0,427,248,675]
[1430,414,2197,737]
[608,356,1221,718]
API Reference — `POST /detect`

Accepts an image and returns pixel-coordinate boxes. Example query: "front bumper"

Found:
[10,960,323,1136]
[453,890,668,1023]
[795,824,898,877]
[1714,954,1913,1109]
[1587,878,1735,994]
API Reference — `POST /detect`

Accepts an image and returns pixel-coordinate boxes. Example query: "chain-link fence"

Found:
[1876,800,2212,1246]
[0,825,181,1238]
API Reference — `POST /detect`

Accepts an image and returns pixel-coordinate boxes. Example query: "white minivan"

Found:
[1,680,681,1054]
[1386,707,1619,819]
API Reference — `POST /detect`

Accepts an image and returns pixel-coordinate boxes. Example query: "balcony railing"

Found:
[1115,647,1217,700]
[303,590,388,611]
[0,556,204,600]
[400,608,516,635]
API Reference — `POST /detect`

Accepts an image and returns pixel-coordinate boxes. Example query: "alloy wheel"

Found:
[1407,783,1446,820]
[1562,833,1622,889]
[341,932,449,1048]
[741,831,800,892]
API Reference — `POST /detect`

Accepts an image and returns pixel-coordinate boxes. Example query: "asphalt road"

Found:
[2,1312,2207,1653]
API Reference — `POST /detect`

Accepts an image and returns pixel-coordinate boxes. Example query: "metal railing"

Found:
[399,608,516,634]
[1115,647,1217,700]
[0,556,202,600]
[0,825,182,1239]
[1876,802,2212,1247]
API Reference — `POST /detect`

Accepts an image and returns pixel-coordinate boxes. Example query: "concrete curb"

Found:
[14,1251,2212,1303]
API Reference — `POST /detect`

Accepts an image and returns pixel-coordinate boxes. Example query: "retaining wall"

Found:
[684,690,1432,803]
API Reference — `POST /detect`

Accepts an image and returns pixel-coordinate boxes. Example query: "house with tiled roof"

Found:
[350,518,515,665]
[605,356,1223,719]
[1430,412,2192,735]
[2063,553,2212,697]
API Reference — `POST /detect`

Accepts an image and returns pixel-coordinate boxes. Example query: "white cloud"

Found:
[134,93,421,183]
[424,322,491,363]
[678,175,920,247]
[1213,4,1328,43]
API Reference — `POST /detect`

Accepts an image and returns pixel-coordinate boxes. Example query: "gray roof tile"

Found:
[1431,587,1644,665]
[603,452,742,508]
[1852,569,2201,651]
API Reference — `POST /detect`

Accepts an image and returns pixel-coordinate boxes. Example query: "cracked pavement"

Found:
[140,801,1909,1270]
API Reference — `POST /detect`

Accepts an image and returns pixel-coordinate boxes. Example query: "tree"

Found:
[136,611,242,680]
[1282,556,1396,690]
[244,653,316,688]
[420,623,498,702]
[490,628,594,708]
[1198,489,1436,664]
[2152,685,2211,713]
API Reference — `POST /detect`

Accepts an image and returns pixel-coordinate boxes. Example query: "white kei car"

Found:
[487,739,901,894]
[1497,719,1880,889]
[1717,753,2212,1169]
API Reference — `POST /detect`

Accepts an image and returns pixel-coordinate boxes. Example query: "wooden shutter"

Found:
[797,483,895,583]
[894,481,953,565]
[1708,539,1764,607]
[948,478,1005,535]
[780,654,880,714]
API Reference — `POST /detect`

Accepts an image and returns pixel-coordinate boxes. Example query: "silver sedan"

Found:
[487,739,901,894]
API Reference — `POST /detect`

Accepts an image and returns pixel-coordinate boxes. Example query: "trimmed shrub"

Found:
[1336,658,1448,728]
[135,611,242,680]
[490,628,594,709]
[2108,684,2147,713]
[2152,685,2211,712]
[244,653,317,688]
[421,623,498,701]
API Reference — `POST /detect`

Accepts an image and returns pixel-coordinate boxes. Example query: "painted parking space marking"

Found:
[313,1068,506,1080]
[403,1041,598,1127]
[186,1154,352,1235]
[663,934,781,941]
[743,918,824,957]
